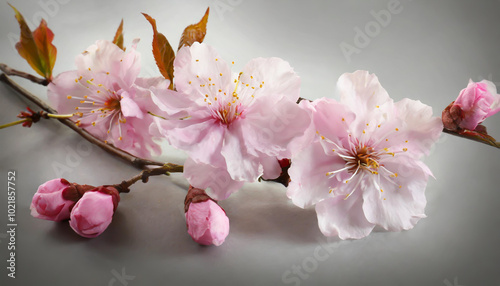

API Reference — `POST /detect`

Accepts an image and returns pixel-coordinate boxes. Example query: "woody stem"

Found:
[115,164,184,192]
[0,63,49,86]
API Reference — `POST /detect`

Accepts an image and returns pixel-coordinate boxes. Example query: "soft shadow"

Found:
[47,221,88,244]
[47,212,135,259]
[223,182,326,245]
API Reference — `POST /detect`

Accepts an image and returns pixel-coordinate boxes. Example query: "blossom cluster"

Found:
[20,11,500,245]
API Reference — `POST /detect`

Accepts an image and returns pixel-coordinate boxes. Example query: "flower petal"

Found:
[392,98,443,157]
[75,40,140,88]
[242,96,311,157]
[167,115,226,167]
[260,155,281,180]
[184,158,244,200]
[150,87,193,116]
[312,98,355,146]
[48,70,90,114]
[287,140,345,208]
[239,57,301,102]
[174,42,232,97]
[484,80,500,116]
[362,155,429,231]
[221,125,262,181]
[112,117,161,158]
[316,191,375,239]
[120,95,143,119]
[338,70,391,116]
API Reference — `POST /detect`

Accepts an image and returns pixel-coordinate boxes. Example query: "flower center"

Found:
[212,102,243,125]
[323,134,406,200]
[345,146,380,174]
[104,98,121,111]
[205,73,247,126]
[69,75,127,142]
[186,57,265,126]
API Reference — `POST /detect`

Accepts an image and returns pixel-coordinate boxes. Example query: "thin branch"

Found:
[115,163,184,192]
[0,63,49,86]
[0,73,171,169]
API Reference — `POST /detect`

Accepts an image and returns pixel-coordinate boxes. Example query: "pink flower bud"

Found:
[30,178,78,221]
[69,187,119,238]
[184,186,229,246]
[445,80,500,131]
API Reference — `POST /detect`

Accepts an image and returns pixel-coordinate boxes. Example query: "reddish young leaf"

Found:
[459,125,500,148]
[444,124,500,149]
[142,13,175,83]
[178,7,210,51]
[33,19,57,79]
[112,19,125,51]
[9,4,57,81]
[10,4,45,78]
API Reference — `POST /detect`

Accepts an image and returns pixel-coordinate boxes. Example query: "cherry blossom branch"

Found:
[0,73,170,169]
[0,63,49,86]
[0,107,75,129]
[114,163,184,193]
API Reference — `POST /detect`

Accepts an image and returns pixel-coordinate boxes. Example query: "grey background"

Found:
[1,0,500,285]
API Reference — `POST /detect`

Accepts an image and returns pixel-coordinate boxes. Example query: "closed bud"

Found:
[444,80,500,131]
[69,186,120,238]
[30,178,93,221]
[184,186,229,246]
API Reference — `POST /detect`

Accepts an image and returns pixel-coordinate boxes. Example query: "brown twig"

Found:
[0,73,171,169]
[115,163,184,192]
[0,63,49,86]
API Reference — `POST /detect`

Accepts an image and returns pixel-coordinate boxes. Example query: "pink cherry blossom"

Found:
[185,197,229,246]
[287,70,443,239]
[444,79,500,131]
[152,43,311,200]
[69,187,119,238]
[30,178,76,221]
[48,39,169,158]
